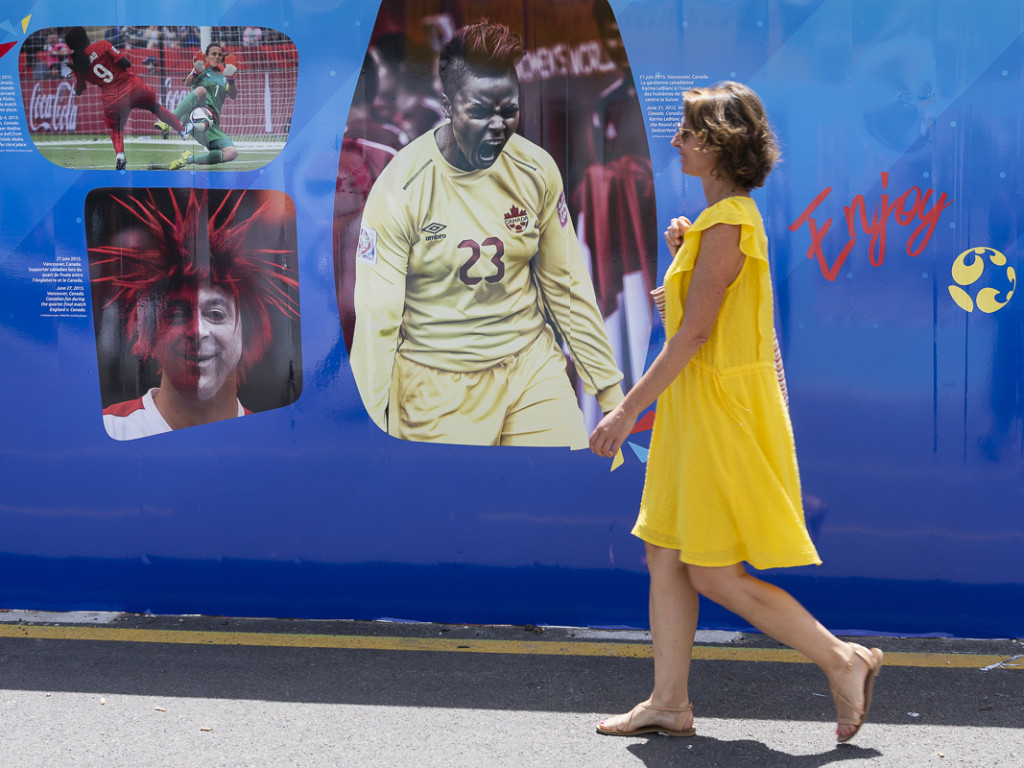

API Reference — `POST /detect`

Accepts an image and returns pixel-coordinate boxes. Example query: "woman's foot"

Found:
[596,699,696,737]
[830,642,884,742]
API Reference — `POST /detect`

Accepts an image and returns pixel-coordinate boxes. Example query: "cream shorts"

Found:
[389,327,588,448]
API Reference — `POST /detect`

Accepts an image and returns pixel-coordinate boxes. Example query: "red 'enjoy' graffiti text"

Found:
[789,173,953,281]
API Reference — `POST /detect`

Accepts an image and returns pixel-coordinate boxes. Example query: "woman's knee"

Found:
[688,564,743,603]
[645,542,684,573]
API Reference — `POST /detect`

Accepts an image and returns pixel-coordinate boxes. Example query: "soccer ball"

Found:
[189,106,215,136]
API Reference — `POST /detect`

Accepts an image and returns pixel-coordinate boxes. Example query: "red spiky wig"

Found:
[89,189,299,379]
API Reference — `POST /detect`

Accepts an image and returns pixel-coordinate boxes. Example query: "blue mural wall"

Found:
[0,0,1020,638]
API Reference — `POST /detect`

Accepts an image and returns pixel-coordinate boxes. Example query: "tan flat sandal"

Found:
[832,643,884,743]
[596,700,696,737]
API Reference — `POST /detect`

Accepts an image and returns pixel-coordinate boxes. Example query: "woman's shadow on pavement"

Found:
[627,735,881,768]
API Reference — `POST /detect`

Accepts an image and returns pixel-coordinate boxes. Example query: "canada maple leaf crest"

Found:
[504,205,529,234]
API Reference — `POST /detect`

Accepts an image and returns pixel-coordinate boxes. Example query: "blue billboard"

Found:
[0,0,1020,637]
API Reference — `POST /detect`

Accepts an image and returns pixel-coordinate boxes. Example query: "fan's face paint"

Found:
[152,282,243,401]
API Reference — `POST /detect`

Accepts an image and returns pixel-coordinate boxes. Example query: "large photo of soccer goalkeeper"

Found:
[86,188,302,441]
[334,0,658,449]
[19,25,297,171]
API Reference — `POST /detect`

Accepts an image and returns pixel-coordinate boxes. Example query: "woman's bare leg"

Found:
[599,542,699,733]
[688,563,875,740]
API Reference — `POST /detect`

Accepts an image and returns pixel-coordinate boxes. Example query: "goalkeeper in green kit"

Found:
[162,42,239,168]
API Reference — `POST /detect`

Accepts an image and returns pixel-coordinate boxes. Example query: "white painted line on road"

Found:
[0,610,120,624]
[573,629,742,644]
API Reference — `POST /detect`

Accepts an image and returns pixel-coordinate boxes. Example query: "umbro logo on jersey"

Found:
[504,205,529,234]
[422,222,447,241]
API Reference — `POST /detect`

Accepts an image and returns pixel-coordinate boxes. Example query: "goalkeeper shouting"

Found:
[163,42,239,169]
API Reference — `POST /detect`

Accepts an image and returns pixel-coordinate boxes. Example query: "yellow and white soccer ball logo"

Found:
[948,247,1015,313]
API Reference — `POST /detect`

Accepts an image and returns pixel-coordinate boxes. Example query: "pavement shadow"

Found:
[0,626,1020,732]
[627,736,882,768]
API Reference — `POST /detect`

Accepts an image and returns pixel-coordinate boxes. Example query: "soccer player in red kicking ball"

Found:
[64,26,190,171]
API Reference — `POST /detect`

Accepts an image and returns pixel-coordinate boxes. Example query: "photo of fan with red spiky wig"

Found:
[85,188,302,441]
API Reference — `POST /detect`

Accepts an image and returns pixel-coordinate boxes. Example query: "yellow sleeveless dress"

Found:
[633,197,821,569]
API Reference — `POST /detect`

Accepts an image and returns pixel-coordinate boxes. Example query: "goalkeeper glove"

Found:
[192,51,206,74]
[223,54,239,78]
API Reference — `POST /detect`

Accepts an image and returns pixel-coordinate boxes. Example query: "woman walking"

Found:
[589,81,882,743]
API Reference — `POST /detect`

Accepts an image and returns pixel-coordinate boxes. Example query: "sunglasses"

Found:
[675,123,695,141]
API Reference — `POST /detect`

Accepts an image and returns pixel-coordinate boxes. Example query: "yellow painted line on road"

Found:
[0,624,1018,670]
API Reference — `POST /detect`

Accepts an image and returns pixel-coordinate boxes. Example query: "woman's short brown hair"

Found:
[682,81,780,190]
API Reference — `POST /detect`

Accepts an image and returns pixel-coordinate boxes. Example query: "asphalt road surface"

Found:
[1,611,1020,768]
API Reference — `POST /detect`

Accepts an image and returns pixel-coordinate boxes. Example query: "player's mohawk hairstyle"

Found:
[90,189,299,377]
[439,20,525,98]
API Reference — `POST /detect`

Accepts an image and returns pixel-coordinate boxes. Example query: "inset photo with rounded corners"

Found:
[20,25,297,172]
[85,187,302,441]
[333,0,658,450]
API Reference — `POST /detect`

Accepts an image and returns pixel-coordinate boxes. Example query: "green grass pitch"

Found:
[32,134,285,172]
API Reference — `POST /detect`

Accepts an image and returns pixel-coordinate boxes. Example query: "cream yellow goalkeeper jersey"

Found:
[351,129,624,432]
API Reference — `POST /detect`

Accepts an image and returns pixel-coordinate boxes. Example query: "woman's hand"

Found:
[589,405,636,459]
[664,216,693,252]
